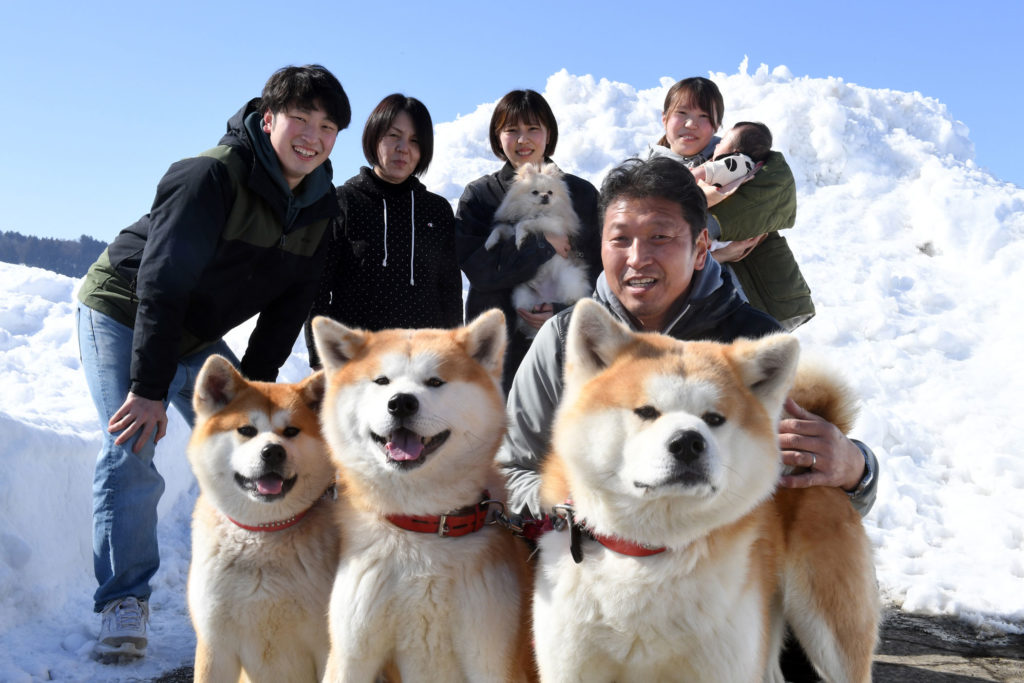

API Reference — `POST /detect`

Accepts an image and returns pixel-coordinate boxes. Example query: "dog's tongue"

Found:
[256,476,284,495]
[387,429,424,461]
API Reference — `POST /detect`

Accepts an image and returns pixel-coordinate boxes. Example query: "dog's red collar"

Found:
[386,491,493,538]
[226,484,336,533]
[589,532,667,557]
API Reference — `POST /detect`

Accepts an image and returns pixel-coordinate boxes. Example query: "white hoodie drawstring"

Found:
[409,191,416,286]
[381,197,389,267]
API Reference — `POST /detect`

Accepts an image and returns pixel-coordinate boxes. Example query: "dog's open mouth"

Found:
[371,427,450,469]
[234,472,298,501]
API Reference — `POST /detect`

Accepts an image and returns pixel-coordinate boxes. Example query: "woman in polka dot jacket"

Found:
[305,94,464,367]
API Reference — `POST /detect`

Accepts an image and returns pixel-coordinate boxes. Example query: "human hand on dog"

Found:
[544,232,571,258]
[517,303,555,331]
[778,397,866,491]
[109,392,168,454]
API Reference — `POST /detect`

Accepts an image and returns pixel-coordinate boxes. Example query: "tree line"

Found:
[0,231,106,278]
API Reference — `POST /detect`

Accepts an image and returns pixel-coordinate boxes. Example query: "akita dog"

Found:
[534,300,878,683]
[187,356,339,683]
[312,310,535,682]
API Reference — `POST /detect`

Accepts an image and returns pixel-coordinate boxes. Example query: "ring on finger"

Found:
[810,453,817,469]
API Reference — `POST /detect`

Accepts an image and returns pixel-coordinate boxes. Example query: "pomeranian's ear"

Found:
[540,162,561,178]
[517,162,539,180]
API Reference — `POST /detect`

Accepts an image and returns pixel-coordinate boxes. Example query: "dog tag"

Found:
[570,522,583,564]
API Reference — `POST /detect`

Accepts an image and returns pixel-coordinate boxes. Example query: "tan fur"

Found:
[313,312,536,682]
[187,357,339,683]
[534,300,878,683]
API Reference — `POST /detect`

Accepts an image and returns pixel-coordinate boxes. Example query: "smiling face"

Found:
[498,117,549,169]
[263,104,339,189]
[373,110,422,184]
[661,95,718,158]
[602,195,709,332]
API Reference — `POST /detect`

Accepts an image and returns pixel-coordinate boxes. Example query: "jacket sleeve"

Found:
[848,440,879,517]
[436,198,465,327]
[567,176,602,286]
[130,157,235,399]
[496,316,565,516]
[242,254,325,382]
[710,152,797,242]
[305,194,350,367]
[455,177,557,293]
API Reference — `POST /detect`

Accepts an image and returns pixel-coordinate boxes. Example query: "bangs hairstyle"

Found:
[657,77,724,147]
[260,64,352,131]
[728,121,773,162]
[598,157,707,243]
[488,89,558,161]
[362,94,435,176]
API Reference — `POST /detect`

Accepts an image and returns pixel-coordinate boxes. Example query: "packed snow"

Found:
[2,61,1022,681]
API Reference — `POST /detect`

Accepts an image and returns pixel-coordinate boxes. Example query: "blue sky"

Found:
[2,0,1019,242]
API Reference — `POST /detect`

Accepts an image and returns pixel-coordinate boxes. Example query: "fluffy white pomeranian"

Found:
[485,163,591,338]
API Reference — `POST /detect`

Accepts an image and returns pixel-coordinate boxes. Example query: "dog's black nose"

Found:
[260,443,286,468]
[540,194,550,204]
[667,430,706,464]
[388,393,419,418]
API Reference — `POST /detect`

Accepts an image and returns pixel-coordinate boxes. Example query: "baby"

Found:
[692,121,774,252]
[692,120,773,187]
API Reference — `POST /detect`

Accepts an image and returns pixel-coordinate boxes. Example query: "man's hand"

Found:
[108,392,168,454]
[517,303,555,331]
[778,397,865,491]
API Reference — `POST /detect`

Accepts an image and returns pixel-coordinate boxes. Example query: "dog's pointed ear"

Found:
[300,369,326,414]
[564,299,636,389]
[540,162,560,177]
[460,309,507,382]
[194,355,245,419]
[728,334,800,417]
[312,316,367,375]
[518,162,538,180]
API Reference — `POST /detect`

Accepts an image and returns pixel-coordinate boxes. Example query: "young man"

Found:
[498,155,877,520]
[76,64,350,662]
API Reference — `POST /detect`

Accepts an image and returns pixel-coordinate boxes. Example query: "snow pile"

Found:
[2,63,1023,680]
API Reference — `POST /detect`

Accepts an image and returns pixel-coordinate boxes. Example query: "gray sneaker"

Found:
[95,596,148,662]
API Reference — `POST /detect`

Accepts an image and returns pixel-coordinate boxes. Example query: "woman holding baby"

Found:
[651,77,815,330]
[456,89,601,392]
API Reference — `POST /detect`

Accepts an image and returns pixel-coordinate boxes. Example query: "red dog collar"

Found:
[226,484,336,533]
[589,532,667,557]
[386,491,492,538]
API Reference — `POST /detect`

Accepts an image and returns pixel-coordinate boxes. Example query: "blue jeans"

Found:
[77,302,237,611]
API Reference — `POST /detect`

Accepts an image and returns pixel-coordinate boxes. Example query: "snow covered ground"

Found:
[2,62,1022,681]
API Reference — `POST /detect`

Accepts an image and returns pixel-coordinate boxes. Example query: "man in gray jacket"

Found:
[498,156,877,520]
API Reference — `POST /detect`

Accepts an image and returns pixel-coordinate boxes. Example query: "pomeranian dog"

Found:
[485,162,591,338]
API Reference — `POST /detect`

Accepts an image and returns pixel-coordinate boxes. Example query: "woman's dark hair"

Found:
[260,64,351,130]
[362,94,434,176]
[656,77,724,148]
[598,157,707,242]
[488,89,558,161]
[726,121,773,162]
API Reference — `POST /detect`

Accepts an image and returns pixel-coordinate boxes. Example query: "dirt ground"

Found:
[153,607,1024,682]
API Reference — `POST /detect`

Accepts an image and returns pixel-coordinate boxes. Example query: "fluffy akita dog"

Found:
[534,300,878,683]
[485,162,591,338]
[187,356,339,683]
[312,310,534,683]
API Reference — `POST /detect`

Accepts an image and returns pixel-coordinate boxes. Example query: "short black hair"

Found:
[362,94,435,176]
[598,157,707,242]
[727,121,773,162]
[489,89,558,161]
[260,64,351,130]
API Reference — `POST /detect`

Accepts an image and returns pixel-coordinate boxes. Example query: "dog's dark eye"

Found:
[702,412,725,427]
[531,190,539,195]
[634,405,660,421]
[426,377,445,388]
[373,376,390,385]
[283,426,300,438]
[237,425,257,438]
